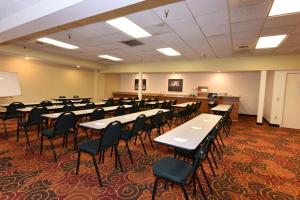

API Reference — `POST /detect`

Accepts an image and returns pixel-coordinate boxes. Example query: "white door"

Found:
[282,73,300,129]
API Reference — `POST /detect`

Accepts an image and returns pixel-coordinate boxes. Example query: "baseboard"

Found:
[239,113,257,117]
[263,117,280,127]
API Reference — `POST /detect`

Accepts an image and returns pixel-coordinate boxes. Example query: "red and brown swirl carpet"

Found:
[0,116,299,199]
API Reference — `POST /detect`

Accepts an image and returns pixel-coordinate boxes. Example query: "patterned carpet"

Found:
[0,116,299,200]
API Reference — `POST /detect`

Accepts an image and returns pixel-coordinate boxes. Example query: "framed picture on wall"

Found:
[134,79,146,90]
[168,79,183,92]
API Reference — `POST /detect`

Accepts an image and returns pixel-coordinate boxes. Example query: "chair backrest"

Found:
[98,121,122,151]
[115,105,125,116]
[73,95,79,98]
[160,101,167,109]
[81,99,90,103]
[90,108,105,121]
[62,104,75,112]
[139,99,145,108]
[85,102,96,109]
[190,139,207,177]
[54,112,77,136]
[172,99,177,105]
[5,102,25,118]
[118,98,124,105]
[27,106,48,125]
[130,102,139,113]
[130,114,146,138]
[153,110,164,127]
[40,100,53,107]
[104,98,114,107]
[59,96,66,98]
[147,98,152,102]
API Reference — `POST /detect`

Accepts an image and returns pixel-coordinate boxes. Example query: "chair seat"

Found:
[121,129,132,141]
[79,139,99,155]
[144,122,153,132]
[152,157,192,184]
[2,114,20,120]
[42,128,55,138]
[20,119,45,127]
[79,138,112,155]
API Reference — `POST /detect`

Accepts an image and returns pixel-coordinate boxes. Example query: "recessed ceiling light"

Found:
[106,17,151,38]
[37,37,79,49]
[269,0,300,16]
[256,35,287,49]
[24,56,30,60]
[76,65,80,68]
[98,55,123,61]
[157,48,181,56]
[217,70,221,73]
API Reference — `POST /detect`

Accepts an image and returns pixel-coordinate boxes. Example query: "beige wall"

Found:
[103,73,120,98]
[0,55,95,104]
[119,72,260,115]
[263,71,274,122]
[102,54,300,73]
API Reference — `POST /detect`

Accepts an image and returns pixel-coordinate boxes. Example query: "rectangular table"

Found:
[211,104,231,112]
[1,101,60,107]
[53,97,92,101]
[16,102,106,113]
[41,105,132,119]
[79,108,169,131]
[154,113,222,150]
[172,102,196,108]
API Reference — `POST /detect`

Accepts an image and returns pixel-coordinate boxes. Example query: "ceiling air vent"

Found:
[121,39,144,47]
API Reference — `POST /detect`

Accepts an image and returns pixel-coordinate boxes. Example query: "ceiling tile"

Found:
[195,10,230,36]
[127,10,163,27]
[231,19,264,33]
[261,26,295,36]
[153,1,193,22]
[230,0,271,23]
[186,0,227,16]
[264,13,300,28]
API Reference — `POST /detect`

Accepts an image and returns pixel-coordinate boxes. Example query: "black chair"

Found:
[88,108,105,138]
[18,106,48,146]
[59,96,66,98]
[40,112,77,161]
[139,99,145,110]
[130,101,139,113]
[144,110,165,137]
[73,95,79,98]
[76,121,123,187]
[163,110,174,130]
[121,114,149,163]
[85,102,96,109]
[40,100,53,107]
[62,104,75,112]
[152,142,207,200]
[118,98,124,106]
[0,102,25,137]
[114,105,125,116]
[104,98,114,107]
[160,101,168,109]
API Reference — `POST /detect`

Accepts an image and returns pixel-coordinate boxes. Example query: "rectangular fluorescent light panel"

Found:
[256,35,287,49]
[157,48,181,56]
[106,17,151,38]
[269,0,300,16]
[98,55,123,61]
[37,37,79,49]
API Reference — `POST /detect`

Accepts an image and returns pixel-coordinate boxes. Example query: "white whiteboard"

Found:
[0,72,21,97]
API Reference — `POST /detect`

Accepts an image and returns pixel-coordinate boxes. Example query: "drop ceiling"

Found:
[13,0,300,64]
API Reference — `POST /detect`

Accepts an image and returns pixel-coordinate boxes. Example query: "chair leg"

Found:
[37,125,41,137]
[152,178,159,200]
[195,173,207,200]
[40,135,43,154]
[147,133,155,151]
[139,135,147,155]
[207,156,216,177]
[115,146,123,172]
[213,142,221,159]
[49,139,58,162]
[218,133,225,147]
[200,164,212,193]
[76,152,81,175]
[125,141,133,164]
[215,137,224,154]
[209,150,218,169]
[92,155,103,187]
[16,120,20,142]
[24,127,30,146]
[180,185,189,200]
